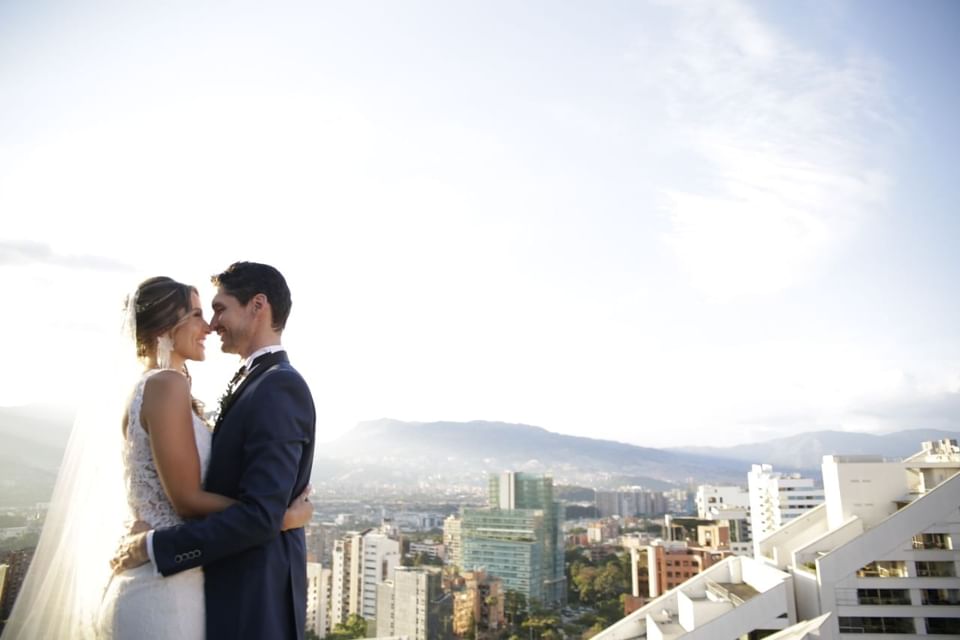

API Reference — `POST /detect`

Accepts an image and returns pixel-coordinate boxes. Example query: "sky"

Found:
[1,0,958,449]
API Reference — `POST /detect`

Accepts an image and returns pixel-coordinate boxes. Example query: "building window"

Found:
[916,561,956,578]
[857,589,911,605]
[913,533,953,550]
[857,561,908,578]
[922,589,960,605]
[926,618,960,634]
[838,617,916,634]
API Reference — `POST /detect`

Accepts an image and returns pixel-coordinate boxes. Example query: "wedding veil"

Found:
[1,299,139,639]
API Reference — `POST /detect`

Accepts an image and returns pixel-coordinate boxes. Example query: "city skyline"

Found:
[2,1,959,448]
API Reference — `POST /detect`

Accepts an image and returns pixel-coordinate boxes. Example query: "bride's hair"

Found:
[127,276,196,358]
[124,276,205,422]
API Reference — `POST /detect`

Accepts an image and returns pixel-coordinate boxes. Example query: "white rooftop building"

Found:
[593,554,799,639]
[757,438,960,638]
[596,439,960,639]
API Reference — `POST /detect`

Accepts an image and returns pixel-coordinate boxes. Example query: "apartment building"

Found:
[330,528,401,626]
[376,566,451,640]
[749,464,824,554]
[596,439,960,639]
[757,439,960,637]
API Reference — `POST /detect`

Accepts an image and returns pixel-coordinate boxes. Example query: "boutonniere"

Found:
[216,365,248,425]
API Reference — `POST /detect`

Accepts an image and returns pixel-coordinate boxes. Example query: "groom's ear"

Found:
[251,293,268,315]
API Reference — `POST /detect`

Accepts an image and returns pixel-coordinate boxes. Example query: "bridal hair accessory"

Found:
[122,279,183,361]
[157,334,174,369]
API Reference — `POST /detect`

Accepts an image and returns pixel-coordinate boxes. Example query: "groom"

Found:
[115,261,316,640]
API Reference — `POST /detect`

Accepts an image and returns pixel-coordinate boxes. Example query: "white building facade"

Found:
[757,439,960,638]
[696,484,753,555]
[596,439,960,639]
[749,464,825,553]
[696,484,750,520]
[305,562,331,638]
[376,566,450,640]
[443,515,462,569]
[330,528,401,626]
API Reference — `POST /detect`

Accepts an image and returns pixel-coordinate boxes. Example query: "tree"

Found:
[503,589,528,634]
[326,614,368,639]
[521,612,560,639]
[463,611,476,640]
[571,562,599,602]
[594,561,624,601]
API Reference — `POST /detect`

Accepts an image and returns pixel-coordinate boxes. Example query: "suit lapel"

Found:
[214,350,289,433]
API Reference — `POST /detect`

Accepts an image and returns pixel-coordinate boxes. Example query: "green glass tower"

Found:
[461,472,566,606]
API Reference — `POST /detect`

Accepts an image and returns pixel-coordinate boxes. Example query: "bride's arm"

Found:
[143,371,234,518]
[143,371,313,528]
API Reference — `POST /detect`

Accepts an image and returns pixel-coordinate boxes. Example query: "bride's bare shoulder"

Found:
[142,370,190,402]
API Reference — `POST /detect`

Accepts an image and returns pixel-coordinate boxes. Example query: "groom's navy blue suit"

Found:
[152,350,315,640]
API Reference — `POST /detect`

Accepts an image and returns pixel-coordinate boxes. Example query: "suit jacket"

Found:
[152,350,316,640]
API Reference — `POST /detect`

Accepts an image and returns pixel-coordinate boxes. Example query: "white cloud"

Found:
[644,1,892,298]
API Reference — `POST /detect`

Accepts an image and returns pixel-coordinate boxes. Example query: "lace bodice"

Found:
[123,370,212,529]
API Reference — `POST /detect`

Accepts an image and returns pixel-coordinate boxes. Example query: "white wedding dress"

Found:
[97,369,212,639]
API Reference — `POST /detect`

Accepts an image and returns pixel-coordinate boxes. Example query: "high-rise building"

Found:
[461,472,566,606]
[443,515,463,570]
[595,488,668,518]
[330,528,400,627]
[305,562,331,639]
[748,464,824,554]
[0,563,8,627]
[376,566,451,639]
[0,548,34,631]
[330,534,357,627]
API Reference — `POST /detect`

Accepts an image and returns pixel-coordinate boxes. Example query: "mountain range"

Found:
[313,419,960,489]
[2,407,957,505]
[314,418,750,489]
[0,405,74,506]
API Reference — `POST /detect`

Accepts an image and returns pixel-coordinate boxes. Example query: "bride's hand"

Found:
[128,519,152,535]
[282,485,313,531]
[110,532,150,574]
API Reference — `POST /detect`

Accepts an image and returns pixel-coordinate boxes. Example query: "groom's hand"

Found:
[110,532,149,574]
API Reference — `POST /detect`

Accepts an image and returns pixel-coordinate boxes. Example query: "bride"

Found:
[2,277,312,639]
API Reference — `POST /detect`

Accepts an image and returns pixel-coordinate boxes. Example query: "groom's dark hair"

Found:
[212,261,292,331]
